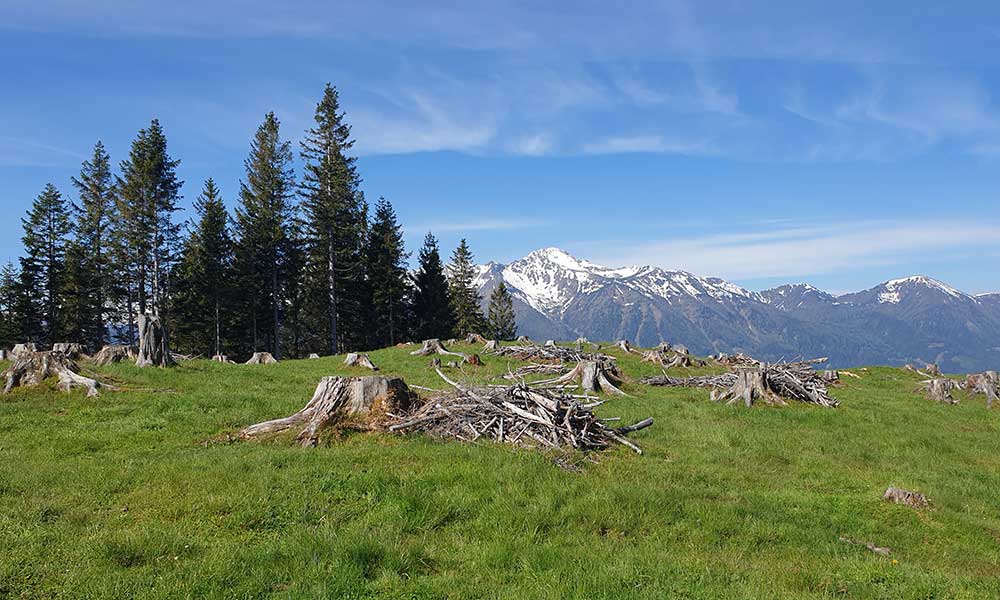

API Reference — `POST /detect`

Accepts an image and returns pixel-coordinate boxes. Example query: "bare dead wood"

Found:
[3,351,115,398]
[883,486,929,509]
[544,340,556,347]
[482,340,500,353]
[924,363,942,377]
[641,373,737,388]
[711,368,785,407]
[919,378,959,404]
[212,355,235,364]
[515,335,534,344]
[821,370,840,383]
[135,314,174,368]
[52,343,85,359]
[537,359,629,396]
[389,374,652,454]
[12,343,38,356]
[0,350,7,361]
[344,353,379,371]
[965,371,999,408]
[245,352,278,365]
[91,345,136,366]
[503,362,568,380]
[710,362,838,408]
[615,340,634,353]
[493,343,612,364]
[903,364,918,373]
[410,338,466,358]
[465,333,489,345]
[308,353,321,359]
[240,376,412,447]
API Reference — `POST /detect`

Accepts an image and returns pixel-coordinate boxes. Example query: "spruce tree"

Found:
[0,261,19,348]
[487,281,517,341]
[447,239,486,337]
[171,179,233,357]
[114,120,182,318]
[233,112,296,358]
[299,84,367,354]
[366,198,410,347]
[18,184,73,344]
[64,141,115,348]
[411,233,454,340]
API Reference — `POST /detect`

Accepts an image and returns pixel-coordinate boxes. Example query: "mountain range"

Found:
[474,248,1000,372]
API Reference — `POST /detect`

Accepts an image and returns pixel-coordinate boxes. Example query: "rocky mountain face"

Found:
[474,248,1000,372]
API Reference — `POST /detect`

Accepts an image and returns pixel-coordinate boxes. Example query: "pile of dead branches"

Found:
[489,343,609,363]
[502,362,568,380]
[388,370,653,453]
[641,373,737,388]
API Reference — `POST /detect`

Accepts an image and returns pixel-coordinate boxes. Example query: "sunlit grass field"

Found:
[1,342,998,599]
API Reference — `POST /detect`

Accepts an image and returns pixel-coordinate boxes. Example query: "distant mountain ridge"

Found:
[474,248,1000,372]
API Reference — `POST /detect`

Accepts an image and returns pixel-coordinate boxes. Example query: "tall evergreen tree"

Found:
[18,184,73,344]
[487,282,517,341]
[0,261,19,348]
[114,120,182,319]
[64,141,115,348]
[171,179,233,357]
[447,239,486,337]
[299,84,368,354]
[366,198,410,347]
[411,232,454,340]
[233,112,296,358]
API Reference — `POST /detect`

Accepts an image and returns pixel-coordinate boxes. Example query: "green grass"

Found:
[1,343,999,599]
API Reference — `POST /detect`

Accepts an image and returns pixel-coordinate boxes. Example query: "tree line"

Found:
[0,84,517,359]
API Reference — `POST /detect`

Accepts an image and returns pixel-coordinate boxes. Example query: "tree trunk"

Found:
[240,376,412,447]
[136,313,173,368]
[271,266,280,359]
[328,227,338,355]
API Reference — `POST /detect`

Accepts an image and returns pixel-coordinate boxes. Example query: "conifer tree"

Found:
[18,184,73,344]
[0,261,19,347]
[366,198,410,347]
[411,232,454,340]
[114,120,182,319]
[447,239,486,337]
[64,141,115,348]
[487,281,517,341]
[171,179,233,357]
[299,84,368,354]
[233,112,296,358]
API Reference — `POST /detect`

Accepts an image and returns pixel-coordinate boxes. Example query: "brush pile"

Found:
[489,343,608,363]
[389,372,653,453]
[641,373,737,388]
[502,362,568,380]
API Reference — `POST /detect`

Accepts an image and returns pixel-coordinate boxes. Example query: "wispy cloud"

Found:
[405,218,548,234]
[0,136,85,167]
[589,219,1000,280]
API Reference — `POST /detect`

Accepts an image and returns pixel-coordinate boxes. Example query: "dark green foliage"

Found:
[114,120,182,318]
[63,141,115,349]
[0,261,19,347]
[447,239,486,337]
[411,233,455,340]
[299,84,368,354]
[171,179,234,357]
[18,183,73,344]
[487,281,517,341]
[366,198,411,347]
[233,112,297,358]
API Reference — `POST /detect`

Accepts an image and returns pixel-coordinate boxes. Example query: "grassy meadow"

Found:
[1,342,999,599]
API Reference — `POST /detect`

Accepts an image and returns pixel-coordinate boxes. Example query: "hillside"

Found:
[2,345,999,598]
[475,249,1000,372]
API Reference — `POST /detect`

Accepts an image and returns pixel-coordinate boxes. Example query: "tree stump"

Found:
[245,352,278,365]
[925,363,942,377]
[92,345,136,366]
[52,343,85,358]
[136,314,174,368]
[410,339,465,358]
[544,340,556,347]
[883,486,929,508]
[482,340,500,353]
[344,353,379,371]
[541,359,628,396]
[465,333,488,345]
[615,340,634,354]
[212,355,235,364]
[308,353,321,359]
[3,351,111,398]
[920,378,959,404]
[239,376,412,447]
[515,335,533,344]
[966,371,999,408]
[710,368,785,407]
[13,343,38,356]
[821,370,840,383]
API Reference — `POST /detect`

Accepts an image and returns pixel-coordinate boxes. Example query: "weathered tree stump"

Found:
[711,368,785,407]
[136,314,174,368]
[91,345,136,366]
[924,363,942,377]
[615,340,634,353]
[540,359,628,396]
[410,339,465,358]
[482,340,500,353]
[821,370,840,383]
[212,355,235,364]
[515,335,533,344]
[308,353,321,359]
[544,340,556,347]
[465,333,488,345]
[883,486,929,508]
[239,376,412,447]
[966,371,999,408]
[13,343,38,356]
[344,352,379,371]
[903,364,917,373]
[3,351,112,398]
[52,343,85,358]
[245,352,278,365]
[920,378,959,404]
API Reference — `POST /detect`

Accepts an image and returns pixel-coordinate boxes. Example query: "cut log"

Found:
[883,486,929,509]
[91,345,136,366]
[212,354,235,364]
[615,340,634,353]
[3,351,113,398]
[482,340,500,353]
[245,352,278,365]
[919,378,959,404]
[52,343,85,358]
[13,343,38,356]
[465,333,488,345]
[135,314,174,368]
[240,376,412,447]
[344,352,379,371]
[409,339,465,358]
[966,371,999,408]
[308,353,321,359]
[537,359,629,396]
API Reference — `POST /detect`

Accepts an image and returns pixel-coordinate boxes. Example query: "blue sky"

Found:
[2,0,1000,294]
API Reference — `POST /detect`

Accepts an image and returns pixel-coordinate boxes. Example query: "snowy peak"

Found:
[845,274,971,305]
[761,283,835,311]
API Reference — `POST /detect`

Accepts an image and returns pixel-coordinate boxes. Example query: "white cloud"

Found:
[405,218,547,234]
[581,134,712,155]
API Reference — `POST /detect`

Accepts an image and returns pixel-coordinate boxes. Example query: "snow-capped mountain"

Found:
[475,248,1000,372]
